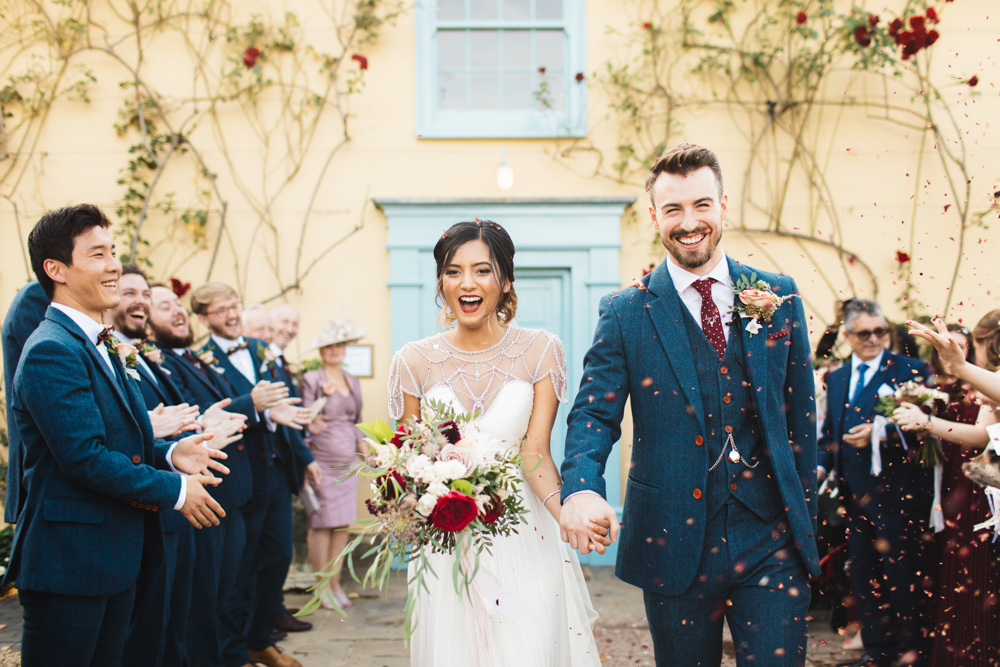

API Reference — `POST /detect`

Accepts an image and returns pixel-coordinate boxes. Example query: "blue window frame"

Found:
[415,0,587,138]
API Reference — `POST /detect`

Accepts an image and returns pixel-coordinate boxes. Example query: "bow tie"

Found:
[226,341,249,356]
[97,327,115,346]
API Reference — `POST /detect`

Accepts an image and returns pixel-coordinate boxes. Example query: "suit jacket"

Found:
[272,351,315,492]
[817,351,931,511]
[2,281,49,524]
[156,344,258,512]
[5,306,181,595]
[562,256,820,594]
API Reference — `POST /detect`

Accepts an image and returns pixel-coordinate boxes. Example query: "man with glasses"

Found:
[817,299,932,667]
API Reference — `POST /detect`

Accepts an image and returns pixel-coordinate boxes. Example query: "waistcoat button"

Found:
[131,455,141,464]
[723,395,732,404]
[692,488,702,500]
[724,425,733,434]
[719,366,729,375]
[730,482,738,491]
[695,436,704,446]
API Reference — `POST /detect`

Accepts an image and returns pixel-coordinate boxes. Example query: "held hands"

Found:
[251,380,289,411]
[148,403,200,438]
[180,473,226,528]
[907,318,967,377]
[172,432,230,477]
[892,402,931,432]
[268,397,313,430]
[559,493,620,556]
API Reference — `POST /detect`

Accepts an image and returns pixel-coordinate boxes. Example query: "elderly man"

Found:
[242,305,275,344]
[818,299,932,667]
[271,304,300,352]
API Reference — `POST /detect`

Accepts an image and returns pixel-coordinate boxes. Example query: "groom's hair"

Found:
[28,203,112,298]
[645,143,724,205]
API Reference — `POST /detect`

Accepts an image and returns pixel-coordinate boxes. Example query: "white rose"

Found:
[427,481,450,498]
[371,443,394,468]
[433,459,468,482]
[415,493,438,517]
[405,454,433,482]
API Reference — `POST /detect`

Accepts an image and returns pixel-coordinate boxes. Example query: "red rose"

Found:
[243,46,260,69]
[480,495,504,524]
[896,250,911,264]
[968,75,979,87]
[889,18,904,37]
[926,29,939,45]
[575,72,585,82]
[854,26,872,47]
[430,491,478,532]
[170,277,191,298]
[351,53,368,70]
[377,470,406,500]
[926,7,939,23]
[390,425,414,448]
[795,11,807,25]
[868,14,880,26]
[909,15,925,30]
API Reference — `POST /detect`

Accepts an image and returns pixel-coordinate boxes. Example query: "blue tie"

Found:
[851,363,870,405]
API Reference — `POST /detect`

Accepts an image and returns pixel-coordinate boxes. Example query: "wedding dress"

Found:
[388,327,601,666]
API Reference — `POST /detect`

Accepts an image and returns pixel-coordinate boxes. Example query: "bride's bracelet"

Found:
[542,489,562,506]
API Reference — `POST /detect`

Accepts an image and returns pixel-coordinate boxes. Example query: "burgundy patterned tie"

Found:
[692,279,727,359]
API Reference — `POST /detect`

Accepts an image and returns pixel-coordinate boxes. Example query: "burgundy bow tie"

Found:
[97,327,115,346]
[226,341,249,356]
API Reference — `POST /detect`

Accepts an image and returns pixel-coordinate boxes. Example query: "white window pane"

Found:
[439,72,466,109]
[535,73,564,110]
[536,0,562,20]
[470,30,499,68]
[503,0,530,21]
[502,30,531,70]
[470,72,499,109]
[535,31,564,71]
[437,0,465,20]
[470,1,498,20]
[438,31,466,69]
[503,71,532,109]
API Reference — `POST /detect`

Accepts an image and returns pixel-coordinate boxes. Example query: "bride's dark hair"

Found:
[433,219,517,326]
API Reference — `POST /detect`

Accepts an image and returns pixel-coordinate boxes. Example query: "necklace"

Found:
[440,326,510,355]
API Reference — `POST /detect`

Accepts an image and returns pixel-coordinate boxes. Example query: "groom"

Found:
[560,144,820,665]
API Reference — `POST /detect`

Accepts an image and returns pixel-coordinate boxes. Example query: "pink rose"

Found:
[115,342,138,365]
[738,288,778,310]
[144,347,162,364]
[438,444,475,476]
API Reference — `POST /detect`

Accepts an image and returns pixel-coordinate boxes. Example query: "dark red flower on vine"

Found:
[909,15,925,30]
[927,30,940,45]
[575,72,586,82]
[351,53,368,70]
[642,22,652,29]
[926,7,939,23]
[170,277,192,298]
[896,250,911,264]
[243,47,260,69]
[854,26,872,47]
[968,75,979,87]
[868,14,880,26]
[796,11,807,25]
[888,18,904,37]
[538,66,547,75]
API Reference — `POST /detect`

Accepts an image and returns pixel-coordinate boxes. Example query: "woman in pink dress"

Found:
[299,318,367,609]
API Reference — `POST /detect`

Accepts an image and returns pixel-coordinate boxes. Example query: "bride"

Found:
[388,220,608,666]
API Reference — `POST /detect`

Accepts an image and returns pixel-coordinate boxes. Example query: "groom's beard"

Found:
[664,225,722,271]
[148,322,195,349]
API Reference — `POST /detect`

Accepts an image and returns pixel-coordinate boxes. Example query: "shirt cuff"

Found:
[816,466,827,476]
[173,475,187,511]
[262,408,278,432]
[165,441,181,474]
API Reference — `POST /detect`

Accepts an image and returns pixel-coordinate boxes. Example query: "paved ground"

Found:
[0,568,861,666]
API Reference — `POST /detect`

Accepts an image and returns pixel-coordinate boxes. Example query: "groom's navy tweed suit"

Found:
[563,257,820,665]
[7,306,182,667]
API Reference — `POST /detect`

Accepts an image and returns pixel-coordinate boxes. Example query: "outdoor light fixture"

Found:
[496,146,514,191]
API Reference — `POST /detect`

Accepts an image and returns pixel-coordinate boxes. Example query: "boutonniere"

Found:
[731,274,784,337]
[140,342,170,374]
[256,345,279,377]
[198,350,226,374]
[104,336,142,381]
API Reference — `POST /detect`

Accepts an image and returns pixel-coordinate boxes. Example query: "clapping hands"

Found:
[148,403,200,438]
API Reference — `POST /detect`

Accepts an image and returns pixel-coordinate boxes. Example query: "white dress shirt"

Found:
[49,303,186,509]
[212,334,275,431]
[849,350,885,403]
[665,252,734,339]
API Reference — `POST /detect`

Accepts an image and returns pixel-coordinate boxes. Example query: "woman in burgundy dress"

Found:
[893,316,1000,665]
[299,318,367,609]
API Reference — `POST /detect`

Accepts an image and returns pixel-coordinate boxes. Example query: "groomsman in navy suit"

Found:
[3,281,50,525]
[560,145,820,665]
[111,265,247,667]
[192,283,318,667]
[6,204,228,667]
[818,299,932,667]
[145,282,267,667]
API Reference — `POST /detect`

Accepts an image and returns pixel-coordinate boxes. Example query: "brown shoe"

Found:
[247,645,302,667]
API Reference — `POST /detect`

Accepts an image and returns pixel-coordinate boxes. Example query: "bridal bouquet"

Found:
[301,399,528,636]
[876,381,950,467]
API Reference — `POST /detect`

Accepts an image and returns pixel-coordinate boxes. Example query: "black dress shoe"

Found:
[284,607,300,615]
[272,630,288,642]
[837,654,893,667]
[274,612,312,633]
